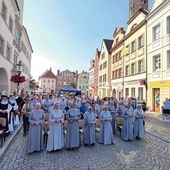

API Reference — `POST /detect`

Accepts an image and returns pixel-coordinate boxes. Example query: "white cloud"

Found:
[30,53,59,81]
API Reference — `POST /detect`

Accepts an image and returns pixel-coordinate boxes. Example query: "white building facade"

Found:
[77,71,89,95]
[0,0,33,94]
[146,0,170,112]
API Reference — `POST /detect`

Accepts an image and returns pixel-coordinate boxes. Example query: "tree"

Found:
[29,75,38,90]
[69,82,76,89]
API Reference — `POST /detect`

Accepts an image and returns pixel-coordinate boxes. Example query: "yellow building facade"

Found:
[146,0,170,112]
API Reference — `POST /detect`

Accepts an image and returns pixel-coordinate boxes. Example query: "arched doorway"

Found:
[0,68,9,95]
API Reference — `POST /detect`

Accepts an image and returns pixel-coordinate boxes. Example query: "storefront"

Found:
[147,81,170,113]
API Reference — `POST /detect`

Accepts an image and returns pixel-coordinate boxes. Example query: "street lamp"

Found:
[16,60,23,92]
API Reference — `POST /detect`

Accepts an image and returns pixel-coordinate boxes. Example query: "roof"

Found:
[39,69,56,79]
[103,39,113,53]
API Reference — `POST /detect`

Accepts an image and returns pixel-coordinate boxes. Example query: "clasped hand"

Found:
[35,122,40,125]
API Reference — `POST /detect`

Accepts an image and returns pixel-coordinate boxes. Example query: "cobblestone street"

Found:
[0,119,170,170]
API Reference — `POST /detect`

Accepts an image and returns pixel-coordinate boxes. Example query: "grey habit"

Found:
[99,110,114,145]
[121,108,133,141]
[26,109,45,153]
[65,108,81,149]
[47,109,64,151]
[83,111,96,145]
[133,108,146,138]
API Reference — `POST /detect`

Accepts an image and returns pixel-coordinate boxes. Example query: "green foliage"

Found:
[69,82,76,88]
[29,75,38,90]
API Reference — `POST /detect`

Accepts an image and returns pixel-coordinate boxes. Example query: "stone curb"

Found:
[0,122,23,159]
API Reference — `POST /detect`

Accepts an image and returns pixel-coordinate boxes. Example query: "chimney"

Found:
[50,67,52,71]
[57,69,60,75]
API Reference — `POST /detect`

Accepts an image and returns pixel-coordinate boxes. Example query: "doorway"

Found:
[153,88,160,113]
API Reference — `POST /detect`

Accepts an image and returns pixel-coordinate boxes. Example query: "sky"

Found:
[23,0,153,81]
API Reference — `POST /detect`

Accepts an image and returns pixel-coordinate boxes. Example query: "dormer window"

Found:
[130,24,137,31]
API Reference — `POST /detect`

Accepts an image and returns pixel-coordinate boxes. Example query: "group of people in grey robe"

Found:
[26,96,146,154]
[121,104,146,141]
[26,102,115,153]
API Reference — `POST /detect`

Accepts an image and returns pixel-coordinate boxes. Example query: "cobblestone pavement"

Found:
[0,127,170,170]
[145,113,170,143]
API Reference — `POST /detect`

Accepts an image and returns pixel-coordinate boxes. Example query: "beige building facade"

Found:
[122,9,148,101]
[110,27,125,99]
[146,0,170,112]
[0,0,33,94]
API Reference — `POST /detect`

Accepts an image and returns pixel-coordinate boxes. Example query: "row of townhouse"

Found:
[89,0,170,112]
[38,68,89,94]
[0,0,33,94]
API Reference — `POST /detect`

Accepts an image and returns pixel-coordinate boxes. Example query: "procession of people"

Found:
[0,89,154,154]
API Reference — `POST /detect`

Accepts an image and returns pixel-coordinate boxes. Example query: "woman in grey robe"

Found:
[99,106,114,145]
[83,106,96,146]
[47,103,64,151]
[121,104,133,141]
[66,103,81,150]
[133,104,146,140]
[26,103,45,153]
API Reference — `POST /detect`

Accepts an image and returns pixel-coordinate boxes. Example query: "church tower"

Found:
[129,0,148,18]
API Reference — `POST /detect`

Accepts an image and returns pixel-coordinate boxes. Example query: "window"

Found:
[102,52,105,59]
[119,68,122,78]
[103,61,107,69]
[131,41,136,53]
[138,36,144,48]
[138,87,143,101]
[131,88,135,98]
[154,55,161,71]
[6,45,11,61]
[167,50,170,69]
[126,65,130,76]
[100,64,102,71]
[0,37,4,55]
[167,16,170,34]
[48,80,50,83]
[63,81,67,85]
[153,24,160,41]
[116,70,119,78]
[103,74,107,82]
[126,45,129,55]
[138,60,144,73]
[51,85,54,88]
[131,63,136,75]
[112,71,115,79]
[9,17,13,33]
[1,2,7,21]
[43,80,46,83]
[116,53,119,61]
[52,80,54,83]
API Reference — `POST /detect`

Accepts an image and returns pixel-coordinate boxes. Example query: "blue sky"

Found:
[23,0,153,81]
